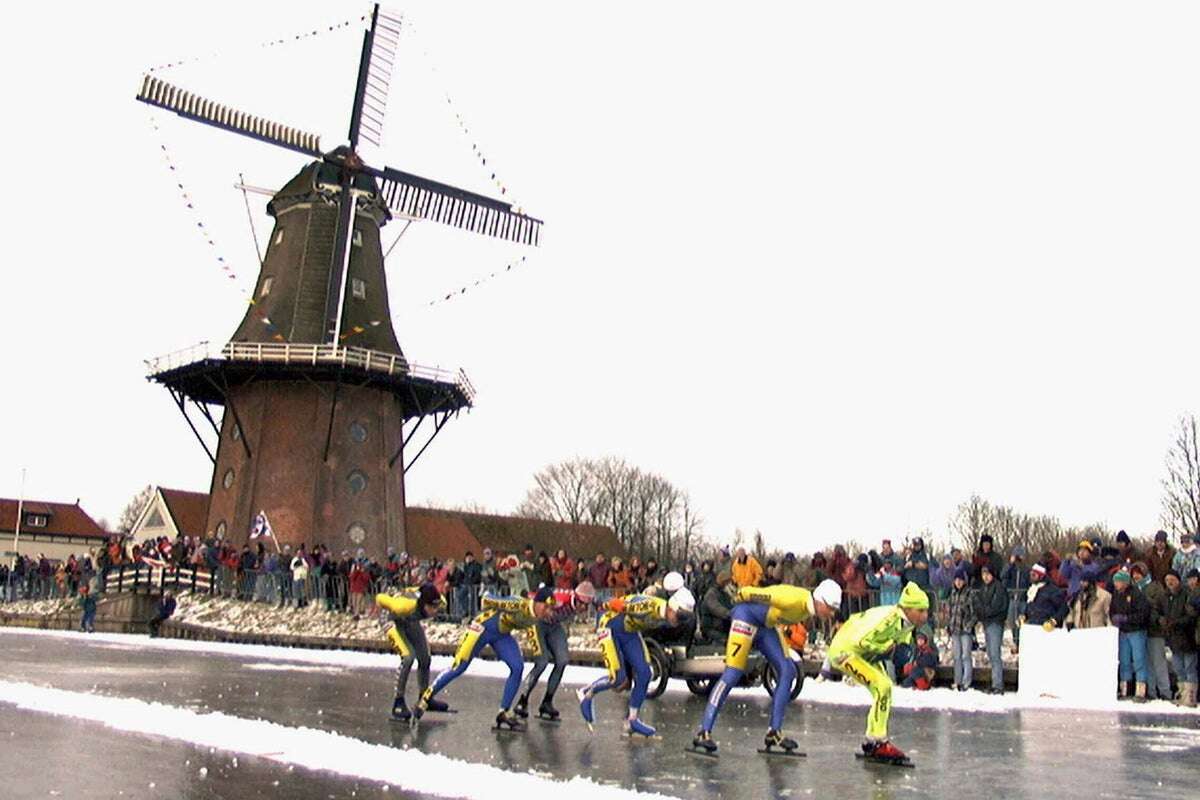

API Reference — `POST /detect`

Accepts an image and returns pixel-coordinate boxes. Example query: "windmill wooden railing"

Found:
[145,341,475,404]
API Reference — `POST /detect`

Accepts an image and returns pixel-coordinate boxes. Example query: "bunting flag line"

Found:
[147,114,289,343]
[424,255,529,307]
[147,15,367,73]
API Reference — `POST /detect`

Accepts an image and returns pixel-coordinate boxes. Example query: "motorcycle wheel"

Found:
[686,677,716,697]
[644,638,672,699]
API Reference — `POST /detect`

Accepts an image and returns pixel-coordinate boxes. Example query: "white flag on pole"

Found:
[250,511,272,540]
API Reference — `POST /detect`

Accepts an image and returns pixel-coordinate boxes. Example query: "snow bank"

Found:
[0,680,681,800]
[799,678,1199,717]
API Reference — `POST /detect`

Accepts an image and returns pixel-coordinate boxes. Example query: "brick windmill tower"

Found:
[138,6,541,557]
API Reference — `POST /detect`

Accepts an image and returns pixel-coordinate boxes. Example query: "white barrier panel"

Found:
[1018,624,1118,702]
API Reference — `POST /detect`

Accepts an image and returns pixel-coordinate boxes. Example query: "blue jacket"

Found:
[866,571,902,606]
[1024,582,1067,626]
[901,547,931,590]
[1058,558,1091,599]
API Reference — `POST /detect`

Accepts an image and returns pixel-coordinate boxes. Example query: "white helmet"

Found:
[668,586,695,614]
[662,571,685,593]
[813,579,842,611]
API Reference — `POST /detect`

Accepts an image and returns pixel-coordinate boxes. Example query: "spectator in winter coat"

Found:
[77,584,97,633]
[1065,565,1111,630]
[1133,562,1172,701]
[480,548,501,595]
[972,535,1005,586]
[878,539,905,573]
[1114,530,1140,567]
[945,566,977,691]
[901,537,931,591]
[829,546,851,589]
[349,561,373,618]
[290,548,309,608]
[731,548,763,589]
[899,630,939,691]
[607,558,633,594]
[551,549,576,591]
[1145,531,1176,584]
[699,570,735,643]
[1110,570,1151,702]
[535,552,553,589]
[771,552,803,586]
[499,555,529,596]
[149,592,176,637]
[866,562,902,607]
[1001,546,1031,649]
[643,559,660,590]
[587,554,611,600]
[1024,563,1068,628]
[1058,540,1097,600]
[462,552,482,618]
[1162,571,1198,707]
[1172,533,1200,579]
[810,552,830,587]
[842,557,870,617]
[974,564,1009,694]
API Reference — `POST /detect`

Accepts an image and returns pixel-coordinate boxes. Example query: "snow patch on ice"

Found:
[0,680,681,800]
[241,662,347,674]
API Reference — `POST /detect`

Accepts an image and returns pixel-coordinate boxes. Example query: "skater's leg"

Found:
[542,624,569,703]
[490,633,526,711]
[388,625,415,698]
[518,623,551,699]
[584,623,627,696]
[617,631,652,713]
[757,628,797,731]
[834,654,892,741]
[700,612,757,733]
[424,622,484,703]
[408,621,432,696]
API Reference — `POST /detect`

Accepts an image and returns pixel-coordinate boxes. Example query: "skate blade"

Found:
[622,732,662,741]
[856,753,914,768]
[536,715,562,724]
[491,725,527,733]
[757,748,805,758]
[426,708,457,714]
[685,746,719,759]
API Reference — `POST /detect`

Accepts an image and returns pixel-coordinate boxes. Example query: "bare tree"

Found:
[117,485,154,534]
[1162,414,1200,539]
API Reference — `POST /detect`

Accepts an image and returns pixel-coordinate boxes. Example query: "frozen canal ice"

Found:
[0,629,1196,799]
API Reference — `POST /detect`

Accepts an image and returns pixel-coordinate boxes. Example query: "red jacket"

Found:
[349,565,371,594]
[551,557,576,590]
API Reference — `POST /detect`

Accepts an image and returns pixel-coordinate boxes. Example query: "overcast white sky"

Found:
[2,1,1198,553]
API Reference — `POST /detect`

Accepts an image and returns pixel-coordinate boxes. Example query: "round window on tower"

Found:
[223,469,235,490]
[215,521,227,539]
[347,470,368,495]
[347,523,366,545]
[349,421,367,444]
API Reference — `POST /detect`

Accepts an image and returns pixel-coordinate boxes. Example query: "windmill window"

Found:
[347,470,368,495]
[223,469,235,490]
[347,523,367,544]
[26,514,48,528]
[352,278,367,300]
[260,277,274,297]
[352,230,363,247]
[215,521,227,539]
[349,421,367,444]
[274,230,284,245]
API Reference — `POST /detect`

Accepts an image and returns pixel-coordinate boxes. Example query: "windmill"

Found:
[138,5,541,556]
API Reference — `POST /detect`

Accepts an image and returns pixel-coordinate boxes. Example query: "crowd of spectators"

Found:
[4,527,1199,705]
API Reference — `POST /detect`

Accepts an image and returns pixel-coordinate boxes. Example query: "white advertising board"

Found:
[1017,624,1118,702]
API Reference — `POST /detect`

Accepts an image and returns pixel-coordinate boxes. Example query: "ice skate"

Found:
[493,710,526,732]
[624,716,657,738]
[686,730,719,759]
[389,696,411,722]
[758,728,804,757]
[425,698,453,713]
[856,739,914,768]
[409,697,427,731]
[536,699,561,722]
[514,693,531,719]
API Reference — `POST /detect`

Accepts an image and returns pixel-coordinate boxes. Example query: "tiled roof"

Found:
[0,498,108,539]
[159,488,210,538]
[406,507,625,560]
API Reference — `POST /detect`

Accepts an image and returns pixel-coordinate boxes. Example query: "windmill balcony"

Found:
[144,340,476,409]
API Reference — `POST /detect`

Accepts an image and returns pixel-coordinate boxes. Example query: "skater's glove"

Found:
[1041,619,1056,632]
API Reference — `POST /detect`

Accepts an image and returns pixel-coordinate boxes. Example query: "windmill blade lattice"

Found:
[375,166,542,246]
[355,6,403,148]
[137,75,323,157]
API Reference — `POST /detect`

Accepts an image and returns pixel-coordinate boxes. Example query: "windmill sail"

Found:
[375,166,542,246]
[350,6,402,149]
[136,75,322,157]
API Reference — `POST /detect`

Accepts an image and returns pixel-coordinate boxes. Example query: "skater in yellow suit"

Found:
[829,581,929,765]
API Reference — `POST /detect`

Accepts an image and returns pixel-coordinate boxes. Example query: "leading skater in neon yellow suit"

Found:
[829,581,929,764]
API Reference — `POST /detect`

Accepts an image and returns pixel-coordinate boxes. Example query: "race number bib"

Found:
[726,620,758,671]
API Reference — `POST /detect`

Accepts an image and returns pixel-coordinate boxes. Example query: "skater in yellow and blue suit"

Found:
[692,580,842,755]
[577,587,695,737]
[376,583,444,721]
[415,588,555,730]
[829,580,929,765]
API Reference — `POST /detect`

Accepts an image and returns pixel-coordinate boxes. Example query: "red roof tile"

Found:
[159,488,210,538]
[0,498,108,539]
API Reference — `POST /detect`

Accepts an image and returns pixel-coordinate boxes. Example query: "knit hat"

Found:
[1130,562,1149,578]
[533,585,555,604]
[980,563,995,577]
[953,564,970,582]
[418,584,441,607]
[1187,569,1200,581]
[1012,545,1027,560]
[1031,563,1047,577]
[899,582,930,610]
[814,579,842,610]
[980,534,994,546]
[1155,530,1168,543]
[1116,530,1131,545]
[1112,569,1131,584]
[1165,570,1182,582]
[1077,540,1094,552]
